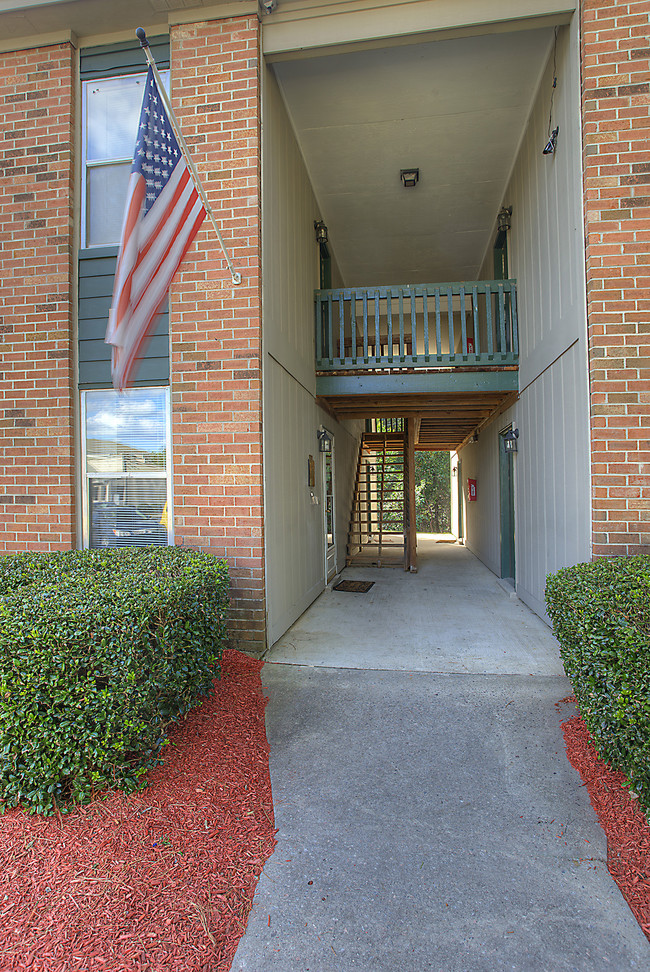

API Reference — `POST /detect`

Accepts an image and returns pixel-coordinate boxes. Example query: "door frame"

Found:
[498,426,516,581]
[322,433,336,582]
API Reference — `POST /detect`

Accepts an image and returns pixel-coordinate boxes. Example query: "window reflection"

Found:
[84,388,170,549]
[83,71,169,247]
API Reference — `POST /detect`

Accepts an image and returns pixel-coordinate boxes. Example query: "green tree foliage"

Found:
[415,452,451,533]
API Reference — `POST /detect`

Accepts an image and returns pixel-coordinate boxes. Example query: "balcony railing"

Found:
[315,279,518,371]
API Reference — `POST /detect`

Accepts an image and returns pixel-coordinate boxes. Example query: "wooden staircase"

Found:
[347,432,406,567]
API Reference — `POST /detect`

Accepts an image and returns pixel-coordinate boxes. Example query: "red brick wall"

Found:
[582,0,650,556]
[0,44,76,553]
[170,17,265,651]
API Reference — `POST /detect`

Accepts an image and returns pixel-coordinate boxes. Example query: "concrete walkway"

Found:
[233,540,649,971]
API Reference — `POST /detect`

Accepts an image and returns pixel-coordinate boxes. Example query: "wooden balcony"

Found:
[315,280,520,448]
[315,280,518,372]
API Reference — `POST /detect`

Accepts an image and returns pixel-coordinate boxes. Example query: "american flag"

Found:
[106,67,206,390]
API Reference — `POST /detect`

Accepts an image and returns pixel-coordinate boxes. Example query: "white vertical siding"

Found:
[509,22,586,386]
[263,68,319,393]
[515,340,590,618]
[264,357,361,644]
[462,17,590,621]
[262,66,362,646]
[460,427,503,579]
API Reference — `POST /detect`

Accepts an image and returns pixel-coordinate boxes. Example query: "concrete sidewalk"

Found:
[233,542,649,971]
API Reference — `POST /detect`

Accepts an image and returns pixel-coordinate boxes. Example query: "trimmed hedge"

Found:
[0,548,229,814]
[545,555,650,807]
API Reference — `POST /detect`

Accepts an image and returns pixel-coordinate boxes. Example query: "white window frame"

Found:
[81,70,170,249]
[80,386,174,549]
[322,433,336,582]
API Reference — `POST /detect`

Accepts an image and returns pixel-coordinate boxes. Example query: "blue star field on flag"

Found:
[133,68,181,214]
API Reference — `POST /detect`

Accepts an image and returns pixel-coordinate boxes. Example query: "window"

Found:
[82,387,172,548]
[82,71,169,247]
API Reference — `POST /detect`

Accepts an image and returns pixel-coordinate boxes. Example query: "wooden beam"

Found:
[314,395,341,423]
[316,371,519,397]
[404,417,417,572]
[457,391,520,450]
[413,416,422,446]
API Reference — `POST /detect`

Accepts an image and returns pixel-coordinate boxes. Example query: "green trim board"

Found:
[316,371,519,397]
[499,430,516,581]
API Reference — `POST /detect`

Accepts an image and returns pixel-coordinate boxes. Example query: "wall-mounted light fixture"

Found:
[314,220,328,244]
[497,206,512,233]
[317,429,333,453]
[543,127,559,156]
[259,0,277,13]
[400,168,419,188]
[503,428,519,453]
[543,28,559,156]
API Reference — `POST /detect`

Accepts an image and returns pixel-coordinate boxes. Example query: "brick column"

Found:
[582,0,650,556]
[170,17,265,651]
[0,44,76,552]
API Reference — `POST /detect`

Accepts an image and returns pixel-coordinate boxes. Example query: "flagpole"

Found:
[136,27,242,286]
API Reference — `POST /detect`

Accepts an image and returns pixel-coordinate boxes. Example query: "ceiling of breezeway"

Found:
[272,27,553,288]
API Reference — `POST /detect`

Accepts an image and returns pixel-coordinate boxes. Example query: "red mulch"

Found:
[560,701,650,940]
[0,649,277,972]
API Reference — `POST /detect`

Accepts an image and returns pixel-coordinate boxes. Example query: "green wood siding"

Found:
[80,37,169,80]
[78,247,169,388]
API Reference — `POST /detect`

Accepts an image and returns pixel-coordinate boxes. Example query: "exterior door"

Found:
[323,440,336,582]
[499,429,516,581]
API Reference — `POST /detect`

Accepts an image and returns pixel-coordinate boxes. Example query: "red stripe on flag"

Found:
[111,167,195,343]
[115,198,206,390]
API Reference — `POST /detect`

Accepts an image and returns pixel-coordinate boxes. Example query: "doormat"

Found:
[333,580,375,593]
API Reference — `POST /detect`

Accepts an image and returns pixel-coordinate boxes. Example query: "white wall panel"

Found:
[461,425,504,579]
[507,20,586,387]
[263,67,321,394]
[263,66,362,646]
[463,17,590,621]
[515,340,590,619]
[264,357,361,645]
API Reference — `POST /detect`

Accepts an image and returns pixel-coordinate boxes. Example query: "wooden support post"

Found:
[404,417,417,572]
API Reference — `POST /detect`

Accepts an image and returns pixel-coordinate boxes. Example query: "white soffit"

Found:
[0,0,255,47]
[262,0,574,59]
[272,27,554,286]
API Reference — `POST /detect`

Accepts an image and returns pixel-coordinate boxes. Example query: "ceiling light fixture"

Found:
[400,168,419,188]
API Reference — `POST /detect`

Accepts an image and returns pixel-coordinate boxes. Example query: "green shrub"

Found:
[0,547,229,814]
[545,555,650,807]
